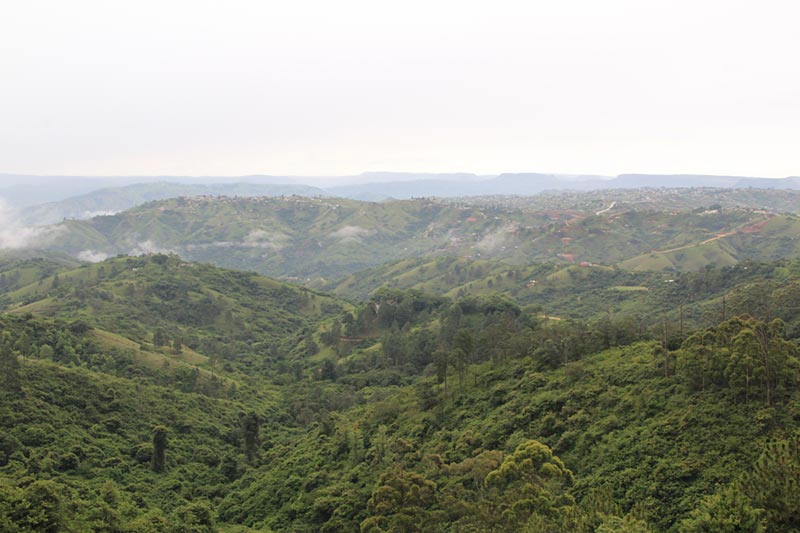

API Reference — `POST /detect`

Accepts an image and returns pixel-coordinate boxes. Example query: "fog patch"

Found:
[183,230,289,251]
[130,240,174,255]
[77,250,111,262]
[0,198,67,249]
[474,225,516,253]
[82,210,118,219]
[243,229,289,249]
[329,225,375,243]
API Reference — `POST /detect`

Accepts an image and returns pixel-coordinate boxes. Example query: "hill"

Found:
[6,172,800,208]
[40,195,800,281]
[0,254,347,379]
[19,182,327,226]
[2,276,799,531]
[323,254,800,334]
[0,251,82,295]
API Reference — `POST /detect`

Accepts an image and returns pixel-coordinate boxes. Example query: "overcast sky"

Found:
[1,0,798,178]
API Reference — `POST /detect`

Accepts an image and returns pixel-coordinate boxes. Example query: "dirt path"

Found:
[595,201,617,216]
[650,231,736,255]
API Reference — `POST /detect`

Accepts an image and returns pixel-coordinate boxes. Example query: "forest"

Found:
[0,245,798,532]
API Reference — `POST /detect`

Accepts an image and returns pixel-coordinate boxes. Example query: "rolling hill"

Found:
[0,254,348,379]
[35,195,800,283]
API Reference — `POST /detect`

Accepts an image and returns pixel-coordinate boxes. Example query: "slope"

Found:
[44,196,800,281]
[0,254,349,376]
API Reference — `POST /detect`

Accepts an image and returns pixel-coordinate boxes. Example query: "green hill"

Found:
[0,252,82,295]
[42,196,800,281]
[0,254,348,378]
[2,286,798,531]
[2,189,800,532]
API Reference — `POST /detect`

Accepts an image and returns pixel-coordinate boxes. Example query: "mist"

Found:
[0,198,65,249]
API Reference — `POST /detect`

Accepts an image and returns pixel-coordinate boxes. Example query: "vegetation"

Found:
[2,189,800,531]
[44,195,800,281]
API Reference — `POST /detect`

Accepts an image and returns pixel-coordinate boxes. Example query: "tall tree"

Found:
[742,436,800,531]
[681,484,765,533]
[0,334,20,396]
[151,426,168,473]
[242,412,260,463]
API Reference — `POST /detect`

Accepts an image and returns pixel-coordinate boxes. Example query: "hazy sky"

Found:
[1,0,798,178]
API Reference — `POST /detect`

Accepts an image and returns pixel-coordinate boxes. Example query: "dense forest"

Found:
[0,248,798,532]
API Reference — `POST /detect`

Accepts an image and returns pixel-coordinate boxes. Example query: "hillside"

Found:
[40,195,800,281]
[470,187,800,215]
[0,254,347,380]
[6,173,800,208]
[2,270,799,531]
[2,194,800,532]
[19,182,326,226]
[0,252,82,294]
[323,255,800,335]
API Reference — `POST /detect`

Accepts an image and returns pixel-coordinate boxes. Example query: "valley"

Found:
[1,187,799,532]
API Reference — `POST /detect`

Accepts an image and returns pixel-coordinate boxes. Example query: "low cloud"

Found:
[129,240,174,255]
[0,198,66,249]
[77,250,112,262]
[474,224,516,253]
[329,225,374,243]
[242,229,289,249]
[183,229,289,251]
[81,210,118,219]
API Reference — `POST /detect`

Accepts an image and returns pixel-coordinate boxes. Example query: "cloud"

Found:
[474,224,517,253]
[0,198,66,249]
[329,225,374,243]
[129,240,174,255]
[77,250,111,262]
[242,229,289,249]
[81,210,119,218]
[182,230,289,251]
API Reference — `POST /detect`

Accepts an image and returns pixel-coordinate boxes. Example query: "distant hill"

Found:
[5,172,800,209]
[0,173,322,206]
[32,195,800,281]
[19,181,326,226]
[328,173,800,200]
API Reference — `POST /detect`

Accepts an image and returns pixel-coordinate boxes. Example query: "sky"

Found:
[1,0,798,179]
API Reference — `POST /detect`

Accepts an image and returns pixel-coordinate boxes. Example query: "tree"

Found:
[242,412,260,463]
[433,348,449,397]
[320,358,337,381]
[755,319,799,404]
[381,328,408,367]
[595,515,655,533]
[482,439,575,529]
[14,480,65,533]
[452,329,475,389]
[173,500,217,533]
[153,329,168,348]
[0,334,20,396]
[727,329,761,403]
[151,426,168,473]
[39,344,54,359]
[681,484,765,533]
[89,481,124,533]
[360,467,437,533]
[741,436,800,531]
[678,330,725,392]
